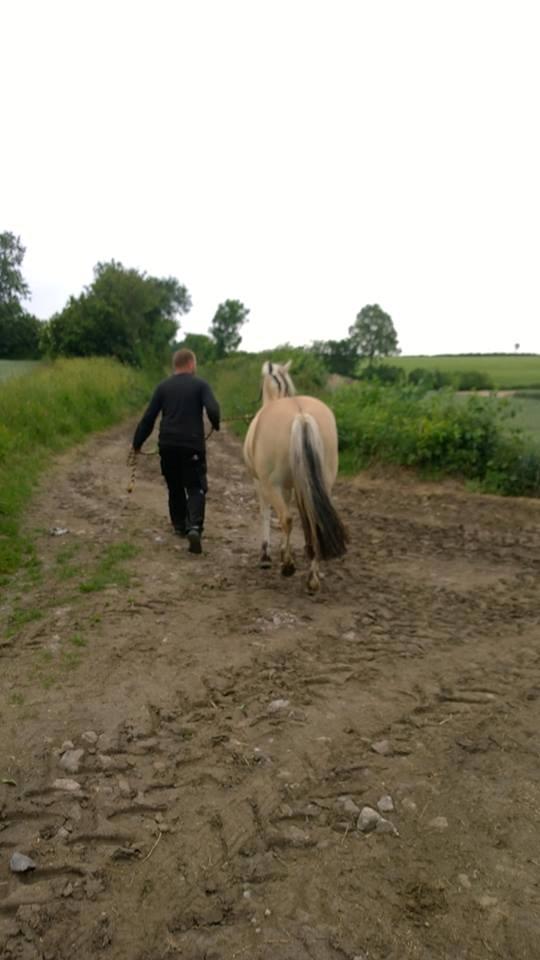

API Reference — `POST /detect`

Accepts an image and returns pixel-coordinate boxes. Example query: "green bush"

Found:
[454,370,495,390]
[330,383,540,496]
[482,445,540,496]
[309,338,358,377]
[176,333,217,365]
[0,358,152,579]
[408,367,453,390]
[406,366,494,391]
[513,391,540,400]
[358,363,405,385]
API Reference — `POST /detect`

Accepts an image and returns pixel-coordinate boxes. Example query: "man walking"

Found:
[132,349,220,554]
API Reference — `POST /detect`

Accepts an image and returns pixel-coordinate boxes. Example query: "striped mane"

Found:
[261,361,295,402]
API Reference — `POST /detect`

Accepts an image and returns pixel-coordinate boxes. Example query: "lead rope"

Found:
[126,447,159,496]
[126,449,138,494]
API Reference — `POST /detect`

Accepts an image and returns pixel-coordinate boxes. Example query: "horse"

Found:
[243,360,348,592]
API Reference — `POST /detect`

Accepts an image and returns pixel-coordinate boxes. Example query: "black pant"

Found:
[159,446,207,534]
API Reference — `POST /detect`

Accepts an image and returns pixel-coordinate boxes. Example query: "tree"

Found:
[349,304,399,364]
[0,232,30,305]
[310,338,359,377]
[0,232,41,358]
[47,261,191,365]
[176,332,217,365]
[0,306,42,359]
[209,299,249,359]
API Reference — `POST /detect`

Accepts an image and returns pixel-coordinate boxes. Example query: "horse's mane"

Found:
[262,360,295,397]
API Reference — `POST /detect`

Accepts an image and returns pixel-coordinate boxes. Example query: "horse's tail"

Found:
[290,413,348,561]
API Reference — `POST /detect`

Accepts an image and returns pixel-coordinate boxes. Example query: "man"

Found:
[132,349,220,554]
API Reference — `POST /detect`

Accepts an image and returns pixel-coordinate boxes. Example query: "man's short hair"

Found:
[173,348,196,369]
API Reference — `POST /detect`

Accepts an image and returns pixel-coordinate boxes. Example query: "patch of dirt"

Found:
[1,420,540,959]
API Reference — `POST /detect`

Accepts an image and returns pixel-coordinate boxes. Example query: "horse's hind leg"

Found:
[280,487,295,575]
[260,481,295,577]
[303,542,321,593]
[307,556,320,592]
[255,481,272,568]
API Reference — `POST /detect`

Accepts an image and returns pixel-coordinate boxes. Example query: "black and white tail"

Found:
[290,414,348,561]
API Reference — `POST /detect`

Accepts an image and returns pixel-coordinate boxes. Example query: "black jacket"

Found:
[133,373,220,451]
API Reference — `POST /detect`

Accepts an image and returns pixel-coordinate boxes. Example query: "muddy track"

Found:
[1,422,540,960]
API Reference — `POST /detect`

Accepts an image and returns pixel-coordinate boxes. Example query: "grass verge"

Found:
[0,357,152,581]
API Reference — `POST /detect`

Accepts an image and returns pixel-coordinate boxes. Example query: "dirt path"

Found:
[1,422,540,960]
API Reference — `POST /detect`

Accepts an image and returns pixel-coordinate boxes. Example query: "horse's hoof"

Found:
[307,575,320,593]
[281,561,296,578]
[259,556,272,569]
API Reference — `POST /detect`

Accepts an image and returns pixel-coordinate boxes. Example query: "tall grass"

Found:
[0,357,152,580]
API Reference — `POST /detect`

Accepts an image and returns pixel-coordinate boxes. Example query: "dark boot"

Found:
[187,528,202,554]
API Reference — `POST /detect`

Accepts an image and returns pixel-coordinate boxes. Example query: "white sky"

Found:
[2,0,539,355]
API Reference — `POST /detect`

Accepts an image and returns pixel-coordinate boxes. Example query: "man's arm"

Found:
[132,386,162,450]
[201,382,220,431]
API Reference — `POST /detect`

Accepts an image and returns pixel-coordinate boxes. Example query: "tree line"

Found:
[0,231,400,372]
[0,232,251,366]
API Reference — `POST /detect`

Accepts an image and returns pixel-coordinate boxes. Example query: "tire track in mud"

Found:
[1,422,540,959]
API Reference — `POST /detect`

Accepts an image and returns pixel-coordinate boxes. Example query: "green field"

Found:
[0,359,40,382]
[393,355,540,389]
[389,353,540,390]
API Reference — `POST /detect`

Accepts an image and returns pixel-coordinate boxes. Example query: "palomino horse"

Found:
[243,361,348,591]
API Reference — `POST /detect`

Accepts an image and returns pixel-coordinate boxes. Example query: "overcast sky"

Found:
[2,0,539,354]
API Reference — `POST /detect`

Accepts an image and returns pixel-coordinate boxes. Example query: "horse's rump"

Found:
[244,396,337,483]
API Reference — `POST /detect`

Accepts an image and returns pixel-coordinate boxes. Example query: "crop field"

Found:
[393,354,540,388]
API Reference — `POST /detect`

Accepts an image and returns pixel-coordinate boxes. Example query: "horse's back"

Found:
[259,395,336,428]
